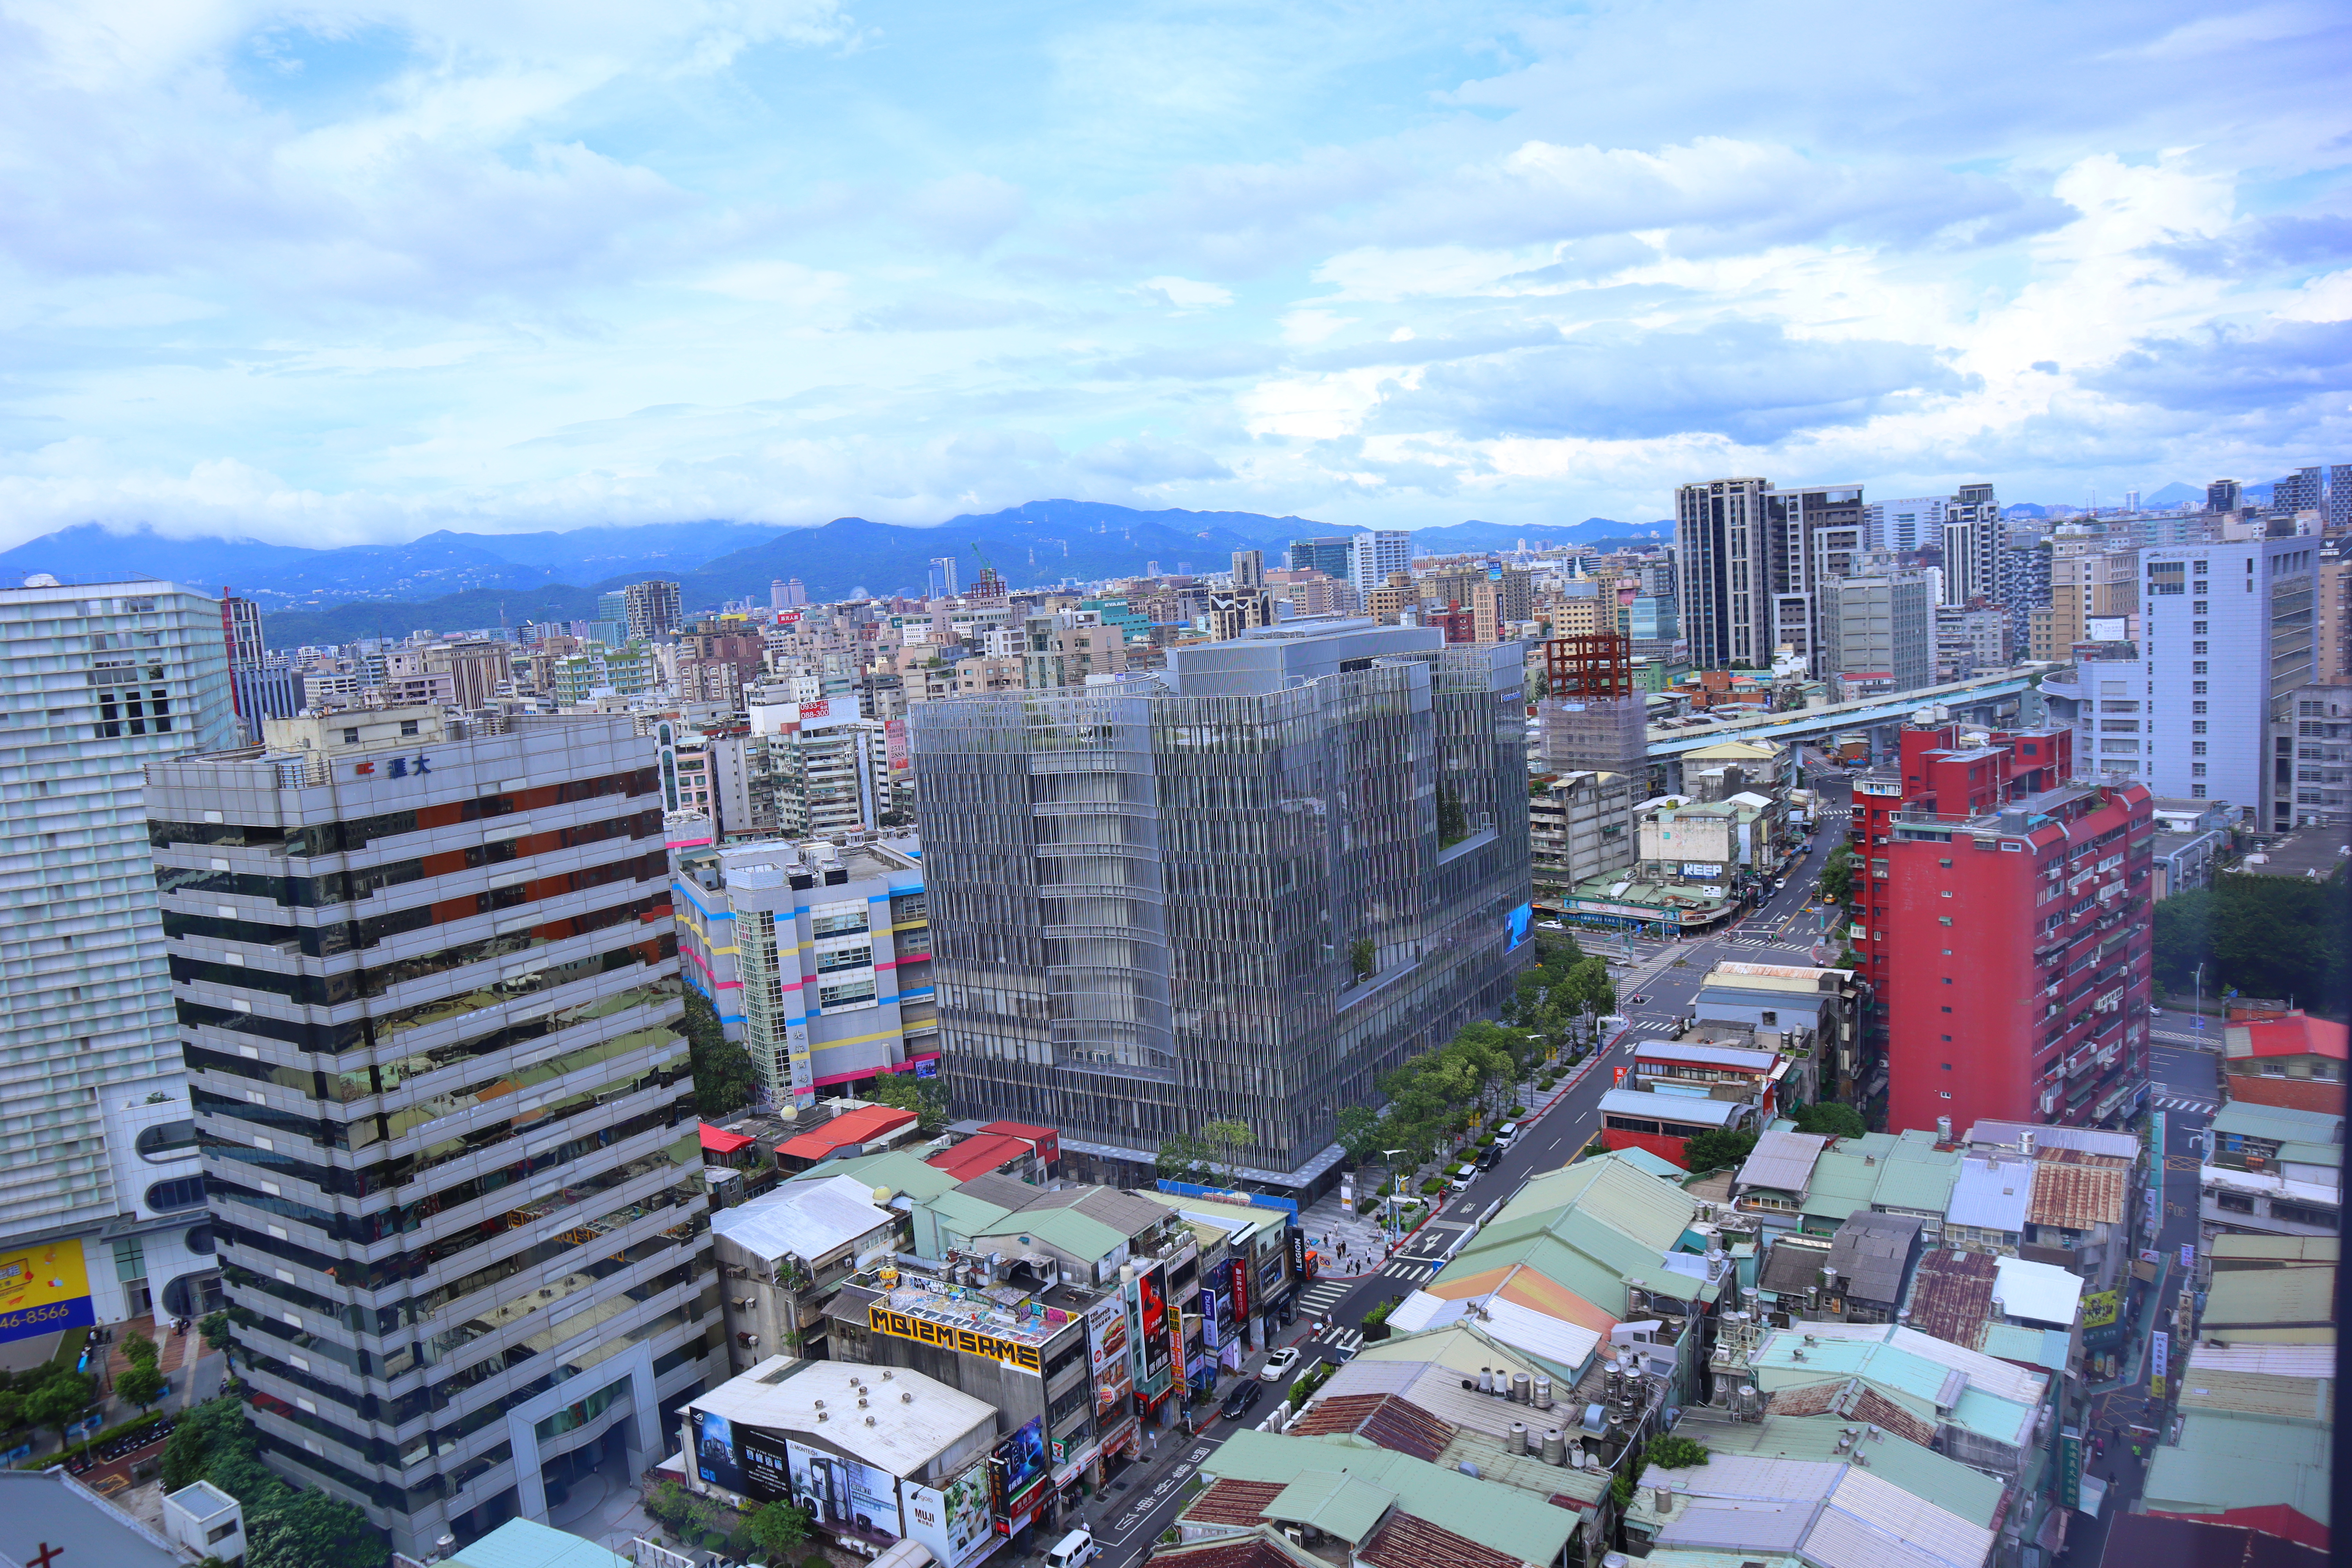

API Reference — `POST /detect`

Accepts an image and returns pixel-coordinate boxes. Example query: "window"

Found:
[2193,621,2209,635]
[342,728,359,744]
[400,720,420,737]
[2193,701,2208,714]
[2192,721,2207,735]
[1943,977,1953,984]
[2193,561,2207,575]
[1938,916,1953,926]
[2191,785,2207,799]
[2192,662,2208,675]
[134,1120,198,1162]
[1939,858,1952,868]
[1941,1005,1952,1013]
[2192,642,2208,656]
[2192,742,2208,756]
[2194,682,2208,695]
[145,1175,207,1212]
[2192,764,2207,778]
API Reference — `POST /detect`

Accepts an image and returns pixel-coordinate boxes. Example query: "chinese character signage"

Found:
[354,754,432,780]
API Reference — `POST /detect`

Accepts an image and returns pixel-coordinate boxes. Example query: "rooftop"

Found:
[1990,1254,2083,1328]
[1824,1212,1923,1303]
[1736,1127,1829,1194]
[446,1519,635,1568]
[776,1103,920,1163]
[1598,1087,1749,1128]
[0,1468,178,1568]
[711,1173,899,1266]
[2227,1013,2348,1063]
[692,1356,995,1477]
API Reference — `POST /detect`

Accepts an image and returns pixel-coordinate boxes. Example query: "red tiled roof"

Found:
[926,1132,1029,1181]
[2240,1014,2348,1062]
[699,1123,756,1155]
[1907,1245,2000,1347]
[1765,1378,1938,1447]
[1359,1511,1525,1568]
[980,1120,1058,1141]
[1152,1539,1305,1568]
[776,1103,917,1160]
[1182,1478,1287,1528]
[1287,1392,1456,1461]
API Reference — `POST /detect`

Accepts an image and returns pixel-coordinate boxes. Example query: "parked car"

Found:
[1448,1163,1476,1191]
[1495,1122,1521,1146]
[1259,1347,1302,1382]
[1221,1380,1264,1421]
[1475,1144,1501,1171]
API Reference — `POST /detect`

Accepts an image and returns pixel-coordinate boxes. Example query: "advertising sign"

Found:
[0,1242,94,1346]
[1137,1264,1171,1380]
[798,693,864,732]
[1504,902,1532,951]
[1087,1295,1131,1417]
[695,1409,746,1494]
[868,1303,1043,1375]
[789,1437,904,1545]
[904,1463,993,1568]
[2149,1329,2169,1398]
[2081,1291,2120,1330]
[2058,1432,2083,1510]
[1200,1288,1221,1350]
[1679,862,1721,879]
[1227,1257,1248,1325]
[987,1418,1050,1532]
[886,717,911,774]
[1288,1229,1308,1281]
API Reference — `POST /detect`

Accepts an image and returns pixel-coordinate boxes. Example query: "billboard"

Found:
[1087,1295,1131,1417]
[904,1462,993,1568]
[1680,862,1721,879]
[0,1242,93,1346]
[885,717,910,774]
[695,1408,745,1495]
[1136,1264,1171,1380]
[798,693,865,732]
[789,1436,904,1545]
[867,1302,1043,1375]
[1504,902,1532,951]
[1199,1287,1221,1350]
[987,1418,1050,1530]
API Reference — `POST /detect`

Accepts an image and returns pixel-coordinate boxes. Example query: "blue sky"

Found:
[2,0,2348,547]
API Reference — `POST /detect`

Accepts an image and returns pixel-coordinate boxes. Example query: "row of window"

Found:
[147,765,661,857]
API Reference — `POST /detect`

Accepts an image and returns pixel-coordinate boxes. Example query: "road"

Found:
[1083,787,1858,1566]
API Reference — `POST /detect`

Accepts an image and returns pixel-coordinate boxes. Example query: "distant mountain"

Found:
[1412,517,1666,553]
[2142,482,2204,507]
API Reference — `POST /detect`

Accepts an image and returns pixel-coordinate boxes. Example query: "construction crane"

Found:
[969,541,997,579]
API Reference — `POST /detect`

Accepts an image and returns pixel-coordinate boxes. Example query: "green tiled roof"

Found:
[790,1148,964,1202]
[2143,1411,2330,1528]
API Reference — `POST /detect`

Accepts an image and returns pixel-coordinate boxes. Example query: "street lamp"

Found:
[1380,1150,1406,1249]
[2191,963,2204,1039]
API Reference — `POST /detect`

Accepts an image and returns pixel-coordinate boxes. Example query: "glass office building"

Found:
[907,620,1532,1195]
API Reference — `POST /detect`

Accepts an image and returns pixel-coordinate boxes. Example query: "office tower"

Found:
[596,590,629,626]
[2330,466,2352,533]
[2205,479,2242,514]
[673,837,932,1110]
[1346,531,1414,598]
[2274,686,2351,828]
[2043,537,2141,658]
[906,621,1531,1194]
[770,579,808,612]
[927,557,960,601]
[1287,537,1355,579]
[2274,466,2325,517]
[1673,477,1863,671]
[221,589,265,668]
[1998,540,2049,661]
[2140,537,2318,831]
[1851,720,2151,1134]
[1818,574,1932,696]
[1230,550,1264,592]
[1866,495,1948,554]
[426,640,514,711]
[1939,483,2000,608]
[0,578,236,1333]
[622,579,684,641]
[145,708,715,1554]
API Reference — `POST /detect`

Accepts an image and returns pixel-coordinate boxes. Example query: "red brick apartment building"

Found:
[1852,720,2155,1134]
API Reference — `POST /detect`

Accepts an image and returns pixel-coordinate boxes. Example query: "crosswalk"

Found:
[2153,1094,2219,1114]
[1379,1260,1437,1282]
[1296,1279,1354,1317]
[1320,1327,1365,1357]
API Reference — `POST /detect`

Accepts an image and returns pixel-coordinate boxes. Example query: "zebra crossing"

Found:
[1320,1327,1365,1357]
[2153,1094,2219,1115]
[1379,1260,1437,1282]
[1296,1278,1354,1318]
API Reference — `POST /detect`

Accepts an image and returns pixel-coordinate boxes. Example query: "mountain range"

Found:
[0,505,1661,645]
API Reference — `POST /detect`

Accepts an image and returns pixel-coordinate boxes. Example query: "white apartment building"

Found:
[2138,536,2318,832]
[0,577,237,1331]
[1347,531,1414,598]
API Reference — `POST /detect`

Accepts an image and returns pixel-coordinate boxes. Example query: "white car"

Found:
[1259,1347,1302,1382]
[1448,1163,1477,1191]
[2149,1006,2164,1016]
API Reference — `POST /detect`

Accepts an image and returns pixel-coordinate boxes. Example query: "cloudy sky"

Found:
[3,0,2349,547]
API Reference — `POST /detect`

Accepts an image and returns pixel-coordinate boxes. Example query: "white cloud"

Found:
[1142,276,1235,309]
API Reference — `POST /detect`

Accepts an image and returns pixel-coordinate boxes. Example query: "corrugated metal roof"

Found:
[1765,1321,2049,1408]
[1358,1510,1528,1568]
[1634,1041,1779,1071]
[711,1173,898,1265]
[2185,1343,2336,1379]
[2025,1161,2126,1229]
[447,1519,633,1568]
[1262,1472,1396,1544]
[1672,1407,2000,1527]
[1737,1127,1829,1193]
[1183,1477,1288,1528]
[1943,1155,2032,1232]
[1825,1212,1922,1303]
[1477,1296,1606,1373]
[1599,1087,1748,1127]
[1803,1499,1974,1568]
[1991,1254,2083,1328]
[1963,1120,2138,1160]
[2202,1267,2337,1332]
[2141,1412,2332,1528]
[2176,1366,2333,1424]
[1655,1500,1814,1552]
[2209,1102,2345,1167]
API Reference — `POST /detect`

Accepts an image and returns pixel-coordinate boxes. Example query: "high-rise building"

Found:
[2139,537,2318,832]
[906,621,1532,1194]
[1346,531,1414,599]
[770,579,808,612]
[144,708,715,1555]
[1818,574,1931,696]
[1864,495,1948,554]
[1287,537,1355,580]
[2205,479,2242,514]
[2273,465,2325,517]
[2317,537,2350,684]
[0,577,236,1326]
[673,837,933,1109]
[1673,477,1864,672]
[1852,720,2152,1134]
[596,590,629,625]
[1996,539,2050,662]
[927,557,959,601]
[1939,483,2000,608]
[2329,466,2352,534]
[2274,685,2352,828]
[623,579,684,641]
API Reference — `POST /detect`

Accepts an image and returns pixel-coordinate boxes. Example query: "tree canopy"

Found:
[1681,1127,1758,1174]
[1791,1102,1867,1140]
[163,1395,387,1568]
[2153,872,2345,1013]
[864,1068,949,1135]
[682,988,758,1119]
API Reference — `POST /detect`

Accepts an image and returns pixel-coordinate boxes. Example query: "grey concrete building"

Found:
[1529,770,1639,892]
[144,708,719,1555]
[906,620,1531,1195]
[1818,573,1931,696]
[1673,477,1865,672]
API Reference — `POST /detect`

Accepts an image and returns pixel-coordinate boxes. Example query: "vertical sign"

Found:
[2149,1329,2169,1399]
[2058,1431,2083,1510]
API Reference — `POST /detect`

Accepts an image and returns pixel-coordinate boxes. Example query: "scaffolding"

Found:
[1537,632,1647,775]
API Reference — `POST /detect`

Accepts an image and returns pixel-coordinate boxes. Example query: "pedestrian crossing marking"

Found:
[1298,1281,1352,1314]
[1382,1261,1434,1281]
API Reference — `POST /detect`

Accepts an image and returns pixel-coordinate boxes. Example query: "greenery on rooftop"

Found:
[865,1066,950,1135]
[1681,1127,1758,1175]
[1790,1102,1867,1140]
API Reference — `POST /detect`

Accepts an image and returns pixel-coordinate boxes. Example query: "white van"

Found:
[1046,1528,1098,1568]
[1494,1122,1521,1147]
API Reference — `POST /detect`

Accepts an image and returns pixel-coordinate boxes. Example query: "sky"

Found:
[2,0,2349,549]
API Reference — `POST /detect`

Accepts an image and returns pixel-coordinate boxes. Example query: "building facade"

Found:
[0,577,238,1330]
[1818,573,1931,695]
[2140,536,2317,832]
[144,709,718,1555]
[907,621,1532,1193]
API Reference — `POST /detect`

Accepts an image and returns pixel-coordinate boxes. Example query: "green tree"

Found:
[1647,1435,1710,1469]
[1818,843,1854,907]
[1334,1105,1387,1167]
[1348,937,1376,981]
[745,1501,812,1564]
[1792,1102,1867,1140]
[197,1311,234,1355]
[120,1327,160,1368]
[681,988,758,1119]
[1156,1132,1212,1181]
[864,1069,949,1135]
[1680,1127,1758,1174]
[2152,873,2346,1009]
[23,1371,94,1450]
[0,1388,20,1435]
[115,1361,166,1413]
[1200,1120,1252,1183]
[246,1488,388,1568]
